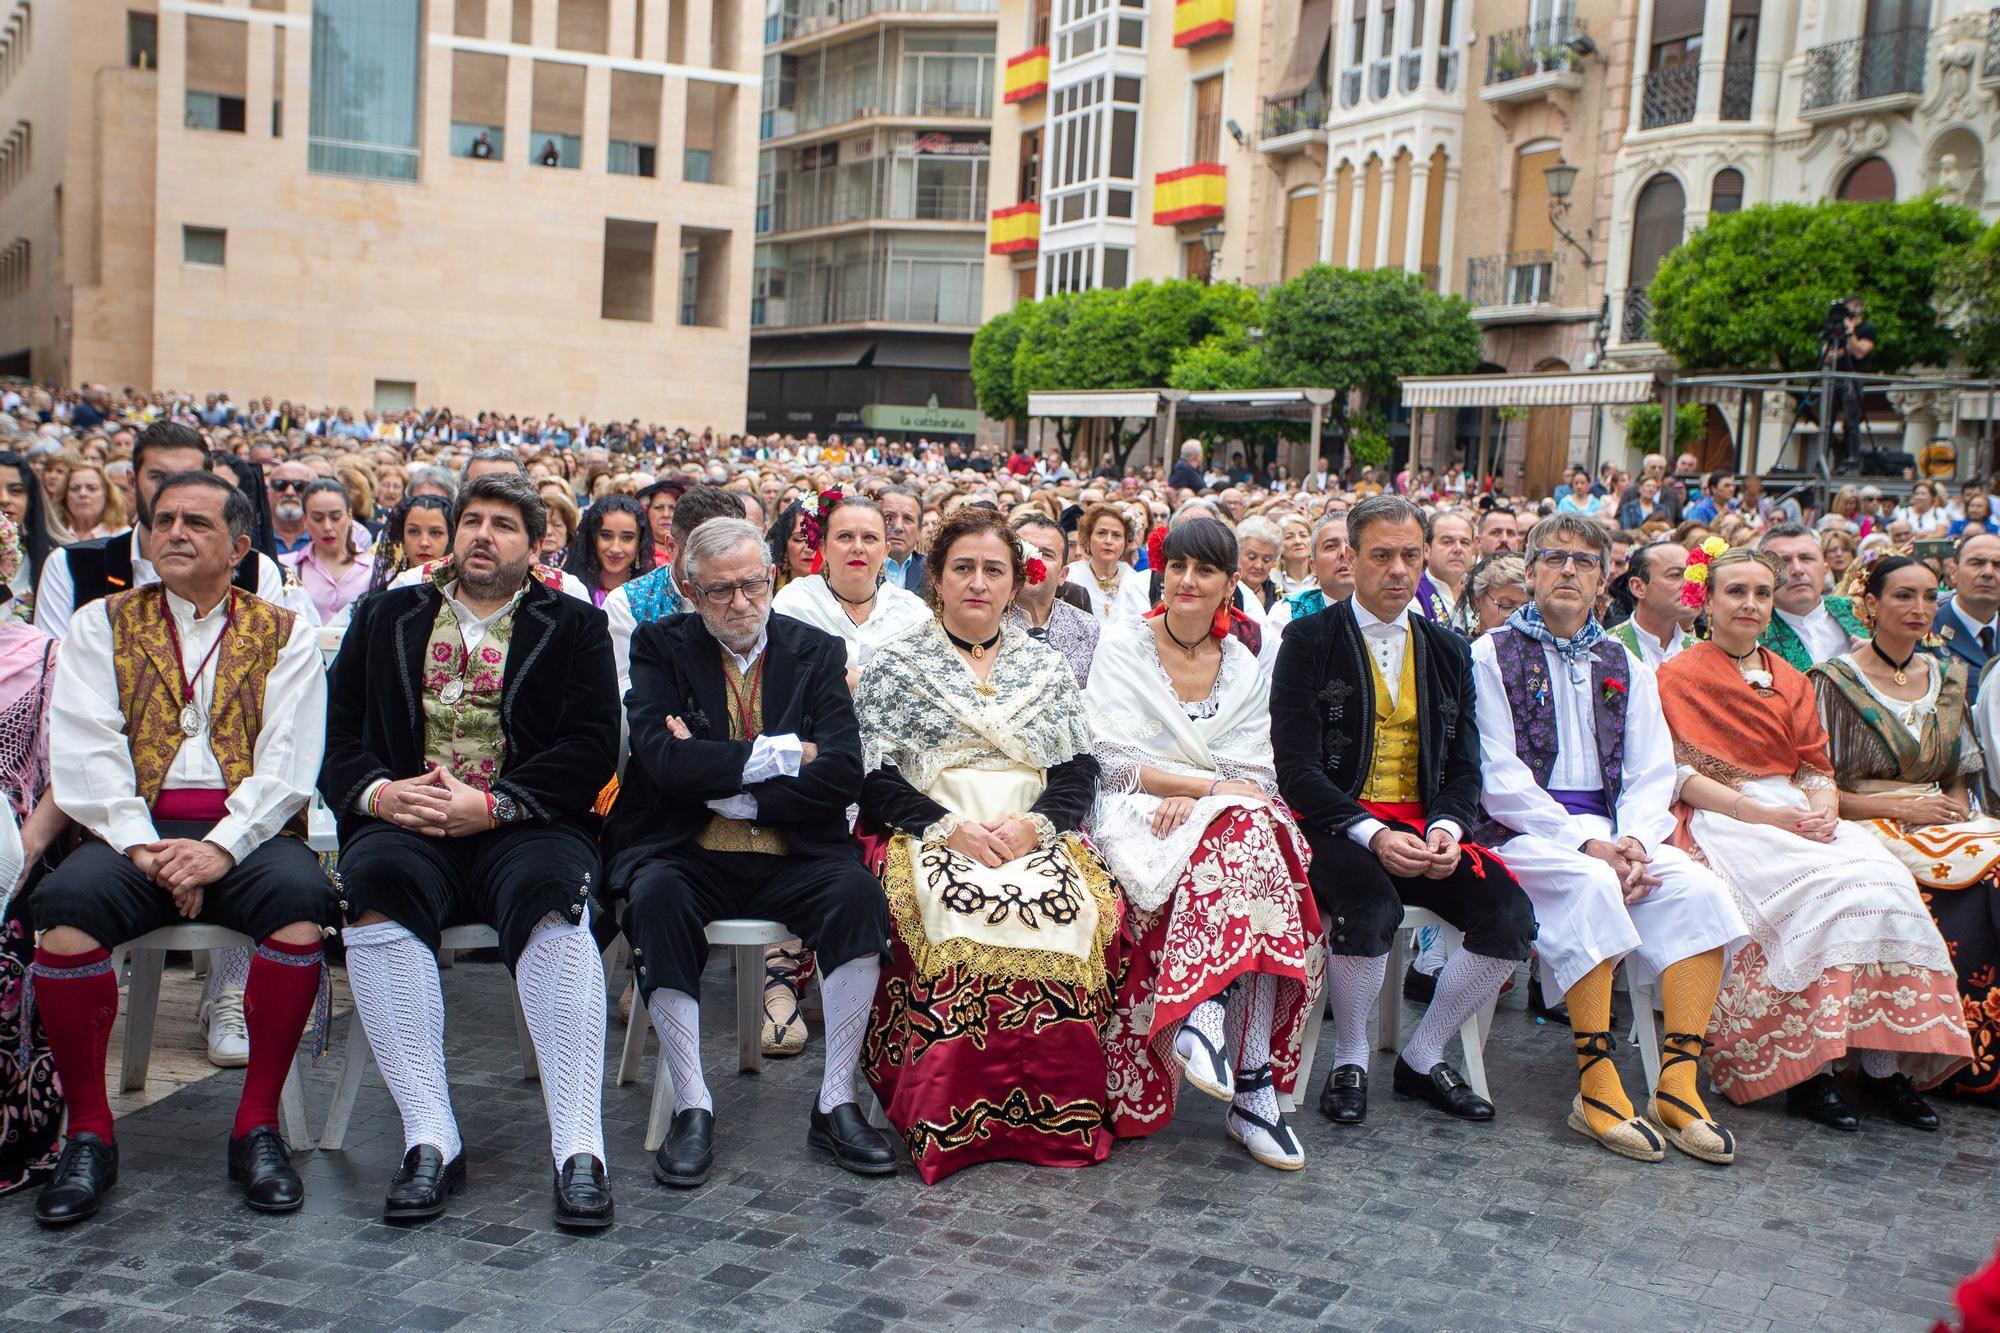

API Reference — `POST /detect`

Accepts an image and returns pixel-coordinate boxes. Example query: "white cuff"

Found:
[741,733,803,786]
[706,794,760,821]
[107,810,162,856]
[203,817,256,869]
[1347,817,1386,850]
[1426,819,1463,845]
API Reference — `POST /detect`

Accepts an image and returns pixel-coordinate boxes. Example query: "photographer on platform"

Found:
[1822,297,1877,470]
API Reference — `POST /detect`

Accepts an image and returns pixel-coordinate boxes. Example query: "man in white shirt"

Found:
[1472,515,1746,1165]
[30,472,329,1225]
[1756,524,1866,671]
[1608,542,1697,669]
[1935,531,2000,701]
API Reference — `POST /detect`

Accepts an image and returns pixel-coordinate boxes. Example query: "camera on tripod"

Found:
[1822,298,1853,347]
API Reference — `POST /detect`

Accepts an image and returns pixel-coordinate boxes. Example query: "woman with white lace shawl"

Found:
[854,506,1124,1185]
[1087,518,1324,1170]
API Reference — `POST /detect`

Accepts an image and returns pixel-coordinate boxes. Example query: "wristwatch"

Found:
[491,792,521,824]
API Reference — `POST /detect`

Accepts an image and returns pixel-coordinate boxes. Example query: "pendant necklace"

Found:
[1162,619,1207,660]
[943,624,1003,661]
[161,590,236,738]
[1870,639,1917,687]
[829,582,878,627]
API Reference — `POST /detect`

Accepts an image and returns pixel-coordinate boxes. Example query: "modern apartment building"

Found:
[0,0,760,427]
[747,0,996,438]
[979,0,1267,310]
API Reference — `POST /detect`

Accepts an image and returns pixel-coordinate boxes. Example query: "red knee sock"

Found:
[31,946,118,1143]
[234,937,323,1138]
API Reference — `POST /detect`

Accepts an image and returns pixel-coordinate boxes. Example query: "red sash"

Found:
[151,788,230,822]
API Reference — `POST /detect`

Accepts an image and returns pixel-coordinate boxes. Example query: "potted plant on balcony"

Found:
[1494,40,1523,79]
[1536,41,1571,73]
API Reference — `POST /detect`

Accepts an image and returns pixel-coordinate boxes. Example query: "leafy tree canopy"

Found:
[969,304,1027,425]
[1935,218,2000,374]
[1261,266,1482,412]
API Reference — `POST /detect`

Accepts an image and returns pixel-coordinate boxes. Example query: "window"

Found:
[1627,172,1685,289]
[899,32,994,119]
[684,81,732,184]
[1837,156,1895,202]
[451,123,504,158]
[610,70,662,172]
[309,0,422,181]
[1101,245,1128,290]
[1709,167,1743,214]
[186,15,247,131]
[1184,238,1212,284]
[531,60,585,168]
[126,10,156,68]
[680,228,731,326]
[184,91,246,132]
[609,140,657,177]
[684,148,713,182]
[602,218,657,321]
[1192,76,1222,163]
[1018,127,1042,202]
[183,225,226,266]
[374,379,416,411]
[1043,244,1094,295]
[451,50,506,157]
[1045,74,1142,228]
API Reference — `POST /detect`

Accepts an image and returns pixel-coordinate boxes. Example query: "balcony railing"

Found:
[1720,58,1754,118]
[1640,63,1697,128]
[768,0,996,44]
[1484,16,1586,86]
[1621,287,1654,343]
[1437,48,1459,90]
[763,180,989,234]
[1339,66,1362,108]
[1399,50,1421,92]
[1801,27,1927,111]
[1984,8,1999,80]
[1465,251,1560,308]
[1370,57,1392,99]
[1260,87,1329,139]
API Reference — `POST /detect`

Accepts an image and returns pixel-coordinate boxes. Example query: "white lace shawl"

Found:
[1084,619,1288,910]
[855,616,1093,800]
[770,573,931,671]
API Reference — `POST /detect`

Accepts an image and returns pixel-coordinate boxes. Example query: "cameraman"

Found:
[1822,295,1877,469]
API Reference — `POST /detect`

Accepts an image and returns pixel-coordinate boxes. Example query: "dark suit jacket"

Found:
[1167,461,1206,491]
[899,551,928,599]
[1936,594,1996,698]
[1269,597,1483,842]
[603,611,864,884]
[319,577,619,842]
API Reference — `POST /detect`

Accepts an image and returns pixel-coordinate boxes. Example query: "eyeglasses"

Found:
[1532,547,1603,572]
[269,479,307,494]
[694,576,772,606]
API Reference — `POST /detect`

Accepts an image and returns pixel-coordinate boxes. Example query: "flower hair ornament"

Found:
[1678,536,1730,610]
[802,488,842,574]
[0,509,21,592]
[1146,525,1167,573]
[1017,540,1048,587]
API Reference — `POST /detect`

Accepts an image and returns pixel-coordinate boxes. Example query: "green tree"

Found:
[1164,329,1287,459]
[1935,219,2000,373]
[969,303,1028,426]
[1648,196,1983,372]
[1622,403,1707,454]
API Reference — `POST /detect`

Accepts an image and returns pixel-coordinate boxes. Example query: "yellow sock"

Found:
[1565,960,1635,1135]
[1654,947,1726,1131]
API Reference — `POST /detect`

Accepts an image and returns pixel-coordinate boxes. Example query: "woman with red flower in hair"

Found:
[1087,517,1324,1170]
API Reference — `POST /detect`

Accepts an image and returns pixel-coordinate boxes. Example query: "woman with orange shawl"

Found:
[1657,546,1971,1132]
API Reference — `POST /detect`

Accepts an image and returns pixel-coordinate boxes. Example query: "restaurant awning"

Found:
[1399,369,1664,408]
[1028,390,1162,418]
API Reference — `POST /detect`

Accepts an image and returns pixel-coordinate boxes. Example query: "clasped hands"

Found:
[371,765,502,838]
[1369,825,1463,879]
[946,816,1041,868]
[1579,835,1661,905]
[128,839,235,920]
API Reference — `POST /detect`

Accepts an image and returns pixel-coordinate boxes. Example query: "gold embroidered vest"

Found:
[420,591,515,792]
[1360,630,1421,804]
[107,586,305,838]
[695,649,790,855]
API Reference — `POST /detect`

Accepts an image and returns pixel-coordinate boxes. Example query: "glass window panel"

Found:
[1109,108,1136,178]
[309,0,423,182]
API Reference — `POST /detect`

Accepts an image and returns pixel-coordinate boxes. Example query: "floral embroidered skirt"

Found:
[0,891,61,1194]
[1103,807,1323,1138]
[861,833,1123,1185]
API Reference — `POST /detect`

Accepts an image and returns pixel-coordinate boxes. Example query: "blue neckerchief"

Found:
[1507,603,1606,684]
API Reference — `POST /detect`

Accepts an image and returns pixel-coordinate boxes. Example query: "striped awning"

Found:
[1400,370,1663,408]
[1029,390,1161,418]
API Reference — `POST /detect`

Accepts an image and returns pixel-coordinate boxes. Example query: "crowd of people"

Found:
[0,379,1996,1236]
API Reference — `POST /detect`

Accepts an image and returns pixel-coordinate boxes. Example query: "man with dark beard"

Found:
[321,472,620,1230]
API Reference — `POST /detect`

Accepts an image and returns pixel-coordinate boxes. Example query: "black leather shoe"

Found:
[1856,1071,1941,1131]
[34,1133,118,1227]
[1401,964,1437,1005]
[1785,1072,1861,1132]
[1391,1056,1495,1121]
[653,1108,715,1189]
[382,1144,466,1222]
[807,1102,897,1176]
[553,1154,614,1230]
[227,1126,303,1213]
[1318,1064,1368,1125]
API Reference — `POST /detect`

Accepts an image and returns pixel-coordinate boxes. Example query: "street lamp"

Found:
[1199,224,1225,284]
[1542,159,1593,265]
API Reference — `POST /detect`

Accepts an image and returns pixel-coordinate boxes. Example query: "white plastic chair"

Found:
[1289,905,1499,1109]
[114,924,314,1150]
[316,924,540,1151]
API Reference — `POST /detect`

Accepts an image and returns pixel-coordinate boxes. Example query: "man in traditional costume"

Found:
[323,472,619,1229]
[1757,524,1866,670]
[605,485,746,694]
[1471,515,1747,1163]
[1608,541,1697,669]
[1005,512,1098,688]
[1413,509,1476,636]
[30,471,328,1224]
[605,517,894,1187]
[1271,495,1536,1125]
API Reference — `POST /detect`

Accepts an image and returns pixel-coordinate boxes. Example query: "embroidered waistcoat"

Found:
[1469,628,1630,845]
[625,563,685,624]
[420,594,514,792]
[695,650,791,855]
[1360,638,1421,803]
[107,586,305,838]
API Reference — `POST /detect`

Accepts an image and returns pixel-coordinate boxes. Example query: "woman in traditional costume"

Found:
[1087,518,1322,1170]
[1658,547,1971,1129]
[856,506,1122,1184]
[1064,502,1152,621]
[1813,556,2000,1110]
[771,493,929,693]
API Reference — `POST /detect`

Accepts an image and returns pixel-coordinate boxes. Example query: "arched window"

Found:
[1627,172,1686,291]
[1837,156,1895,202]
[1710,167,1744,214]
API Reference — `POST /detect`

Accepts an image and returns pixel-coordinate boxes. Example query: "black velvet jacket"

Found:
[319,577,619,841]
[1269,597,1483,840]
[603,611,866,883]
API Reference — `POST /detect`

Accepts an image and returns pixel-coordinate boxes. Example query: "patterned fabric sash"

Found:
[108,586,303,839]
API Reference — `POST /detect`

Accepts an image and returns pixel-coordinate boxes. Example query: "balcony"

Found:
[1398,50,1421,92]
[1464,250,1565,316]
[1172,0,1233,47]
[1369,57,1392,100]
[1339,65,1362,108]
[1480,16,1587,104]
[1640,63,1697,128]
[1721,58,1754,118]
[1620,287,1654,344]
[767,0,996,45]
[763,180,990,236]
[1800,27,1927,118]
[1003,47,1049,104]
[989,201,1040,255]
[1153,163,1225,225]
[1259,87,1329,147]
[1984,8,1999,83]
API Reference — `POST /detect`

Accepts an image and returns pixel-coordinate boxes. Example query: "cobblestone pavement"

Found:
[0,956,1990,1333]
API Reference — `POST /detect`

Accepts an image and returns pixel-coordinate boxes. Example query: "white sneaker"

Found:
[201,986,250,1068]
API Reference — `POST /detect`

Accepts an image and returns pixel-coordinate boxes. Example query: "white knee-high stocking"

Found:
[1402,949,1512,1072]
[648,988,712,1114]
[817,955,880,1113]
[1327,950,1389,1070]
[515,911,609,1166]
[342,920,462,1160]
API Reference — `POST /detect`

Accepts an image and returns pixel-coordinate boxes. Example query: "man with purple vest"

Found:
[1471,513,1747,1167]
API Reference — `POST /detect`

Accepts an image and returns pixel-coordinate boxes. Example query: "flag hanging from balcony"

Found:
[1173,0,1234,46]
[990,202,1041,255]
[1004,49,1050,104]
[1153,164,1226,226]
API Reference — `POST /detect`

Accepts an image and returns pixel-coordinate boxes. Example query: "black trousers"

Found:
[33,825,332,947]
[1833,375,1868,466]
[1306,822,1537,962]
[337,822,600,969]
[620,844,890,1000]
